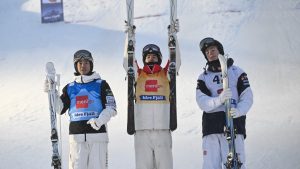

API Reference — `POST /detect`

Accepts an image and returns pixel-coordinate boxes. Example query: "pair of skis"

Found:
[125,0,179,135]
[218,54,242,169]
[45,62,62,169]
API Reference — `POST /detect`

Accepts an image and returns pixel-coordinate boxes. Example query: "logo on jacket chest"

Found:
[76,95,94,108]
[145,80,162,92]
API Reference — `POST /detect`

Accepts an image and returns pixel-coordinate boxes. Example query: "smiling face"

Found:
[76,59,91,75]
[205,45,220,62]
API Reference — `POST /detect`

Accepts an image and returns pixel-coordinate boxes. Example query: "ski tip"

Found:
[217,54,224,59]
[46,62,56,75]
[218,54,227,63]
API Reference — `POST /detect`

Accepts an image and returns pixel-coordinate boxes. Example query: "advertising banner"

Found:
[41,0,64,23]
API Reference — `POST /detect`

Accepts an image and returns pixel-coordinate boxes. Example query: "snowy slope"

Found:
[0,0,300,169]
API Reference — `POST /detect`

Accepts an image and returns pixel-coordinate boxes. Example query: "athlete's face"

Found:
[205,46,220,62]
[145,54,159,63]
[77,59,91,75]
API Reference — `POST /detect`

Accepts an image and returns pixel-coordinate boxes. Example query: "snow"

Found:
[1,0,300,168]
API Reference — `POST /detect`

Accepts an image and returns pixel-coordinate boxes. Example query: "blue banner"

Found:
[41,0,64,23]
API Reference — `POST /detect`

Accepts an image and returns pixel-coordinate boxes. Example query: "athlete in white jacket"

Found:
[123,43,181,169]
[45,49,117,169]
[196,38,253,169]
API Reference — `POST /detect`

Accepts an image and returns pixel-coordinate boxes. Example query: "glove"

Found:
[230,107,244,118]
[87,117,103,130]
[44,79,50,93]
[87,108,116,130]
[219,88,232,104]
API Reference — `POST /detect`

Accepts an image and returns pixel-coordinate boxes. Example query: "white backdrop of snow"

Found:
[0,0,300,169]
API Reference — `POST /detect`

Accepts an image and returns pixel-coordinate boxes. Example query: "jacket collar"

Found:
[142,64,162,74]
[74,72,101,83]
[207,58,234,72]
[207,60,222,72]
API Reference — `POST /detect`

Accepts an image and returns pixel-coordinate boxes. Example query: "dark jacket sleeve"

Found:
[60,84,70,115]
[100,80,117,111]
[237,72,250,96]
[197,79,212,96]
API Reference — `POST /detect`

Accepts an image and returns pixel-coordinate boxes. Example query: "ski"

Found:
[125,0,136,135]
[218,54,242,169]
[45,62,62,169]
[168,0,178,131]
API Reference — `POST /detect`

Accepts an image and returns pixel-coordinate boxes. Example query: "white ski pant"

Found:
[134,130,173,169]
[69,140,108,169]
[202,134,246,169]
